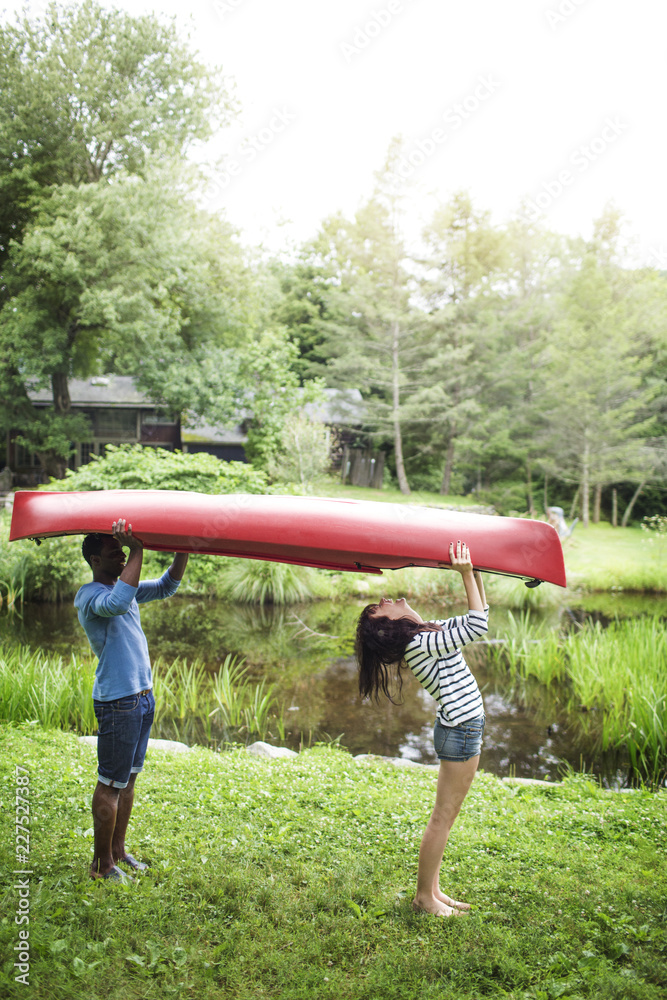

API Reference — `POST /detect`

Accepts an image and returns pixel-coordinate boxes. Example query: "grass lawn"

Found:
[1,725,666,999]
[318,480,486,508]
[562,523,667,594]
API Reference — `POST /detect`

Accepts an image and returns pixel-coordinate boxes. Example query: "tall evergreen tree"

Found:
[540,212,659,526]
[277,142,421,494]
[415,192,506,494]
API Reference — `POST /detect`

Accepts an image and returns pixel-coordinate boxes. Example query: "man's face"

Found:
[94,537,127,580]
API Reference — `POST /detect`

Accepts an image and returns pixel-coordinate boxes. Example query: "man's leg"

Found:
[112,773,137,863]
[91,693,150,879]
[91,781,121,878]
[114,692,155,870]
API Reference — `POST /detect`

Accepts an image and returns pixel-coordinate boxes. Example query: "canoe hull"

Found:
[9,490,567,587]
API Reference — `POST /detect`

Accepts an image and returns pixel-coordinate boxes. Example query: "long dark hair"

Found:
[355,604,442,703]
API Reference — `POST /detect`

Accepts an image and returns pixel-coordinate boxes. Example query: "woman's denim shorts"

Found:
[433,714,485,762]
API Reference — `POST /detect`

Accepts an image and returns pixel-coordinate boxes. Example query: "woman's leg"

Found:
[412,755,480,916]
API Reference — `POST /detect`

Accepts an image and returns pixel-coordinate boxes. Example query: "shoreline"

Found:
[78,734,655,791]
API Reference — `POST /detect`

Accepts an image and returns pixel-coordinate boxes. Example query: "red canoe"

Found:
[9,490,567,587]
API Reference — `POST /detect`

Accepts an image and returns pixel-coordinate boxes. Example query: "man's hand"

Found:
[112,518,143,552]
[111,518,143,587]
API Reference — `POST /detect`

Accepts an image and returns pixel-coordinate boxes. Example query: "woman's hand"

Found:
[449,540,474,575]
[449,540,484,612]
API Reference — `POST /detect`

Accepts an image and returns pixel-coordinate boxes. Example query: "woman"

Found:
[355,540,488,917]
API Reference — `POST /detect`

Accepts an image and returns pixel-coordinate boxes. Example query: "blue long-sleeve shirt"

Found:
[74,570,180,701]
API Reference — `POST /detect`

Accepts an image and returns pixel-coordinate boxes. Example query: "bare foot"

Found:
[90,864,114,880]
[412,896,466,917]
[435,887,471,910]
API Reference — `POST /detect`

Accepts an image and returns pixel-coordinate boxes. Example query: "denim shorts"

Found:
[433,714,485,762]
[93,690,155,789]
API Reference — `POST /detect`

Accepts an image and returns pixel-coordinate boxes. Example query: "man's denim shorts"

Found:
[433,714,485,762]
[93,690,155,789]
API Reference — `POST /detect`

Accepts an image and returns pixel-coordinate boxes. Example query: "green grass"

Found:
[1,725,666,1000]
[317,479,488,508]
[559,523,667,594]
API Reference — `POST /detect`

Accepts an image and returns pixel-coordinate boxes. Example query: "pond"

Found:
[5,591,666,787]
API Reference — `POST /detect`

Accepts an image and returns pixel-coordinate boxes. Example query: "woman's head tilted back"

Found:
[355,599,441,703]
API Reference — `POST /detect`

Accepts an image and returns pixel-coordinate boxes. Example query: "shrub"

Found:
[47,444,269,494]
[267,415,334,492]
[642,514,667,536]
[0,511,87,603]
[3,446,270,602]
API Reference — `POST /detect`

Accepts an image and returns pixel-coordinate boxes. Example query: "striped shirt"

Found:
[404,606,489,727]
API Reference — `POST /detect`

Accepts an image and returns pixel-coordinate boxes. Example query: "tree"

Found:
[240,330,324,469]
[0,173,248,476]
[0,0,233,268]
[414,192,507,494]
[267,414,333,491]
[0,0,240,476]
[541,243,658,527]
[471,215,569,512]
[277,142,422,494]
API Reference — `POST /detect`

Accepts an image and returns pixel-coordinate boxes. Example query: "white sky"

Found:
[3,0,666,262]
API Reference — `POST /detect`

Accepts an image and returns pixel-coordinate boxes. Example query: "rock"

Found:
[354,753,439,772]
[246,741,298,759]
[147,739,192,753]
[501,776,559,787]
[78,735,191,753]
[386,757,440,771]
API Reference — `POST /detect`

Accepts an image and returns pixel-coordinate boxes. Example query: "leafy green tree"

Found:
[278,143,421,494]
[241,330,324,469]
[470,215,570,512]
[270,252,351,384]
[0,173,248,476]
[0,0,232,266]
[0,0,239,477]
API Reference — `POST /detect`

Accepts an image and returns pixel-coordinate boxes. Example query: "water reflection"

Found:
[3,593,658,787]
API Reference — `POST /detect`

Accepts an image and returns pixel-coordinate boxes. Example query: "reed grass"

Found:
[0,645,97,732]
[484,573,563,609]
[217,558,318,604]
[491,617,667,787]
[0,645,279,744]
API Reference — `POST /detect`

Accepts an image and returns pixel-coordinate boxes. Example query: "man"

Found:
[75,518,188,882]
